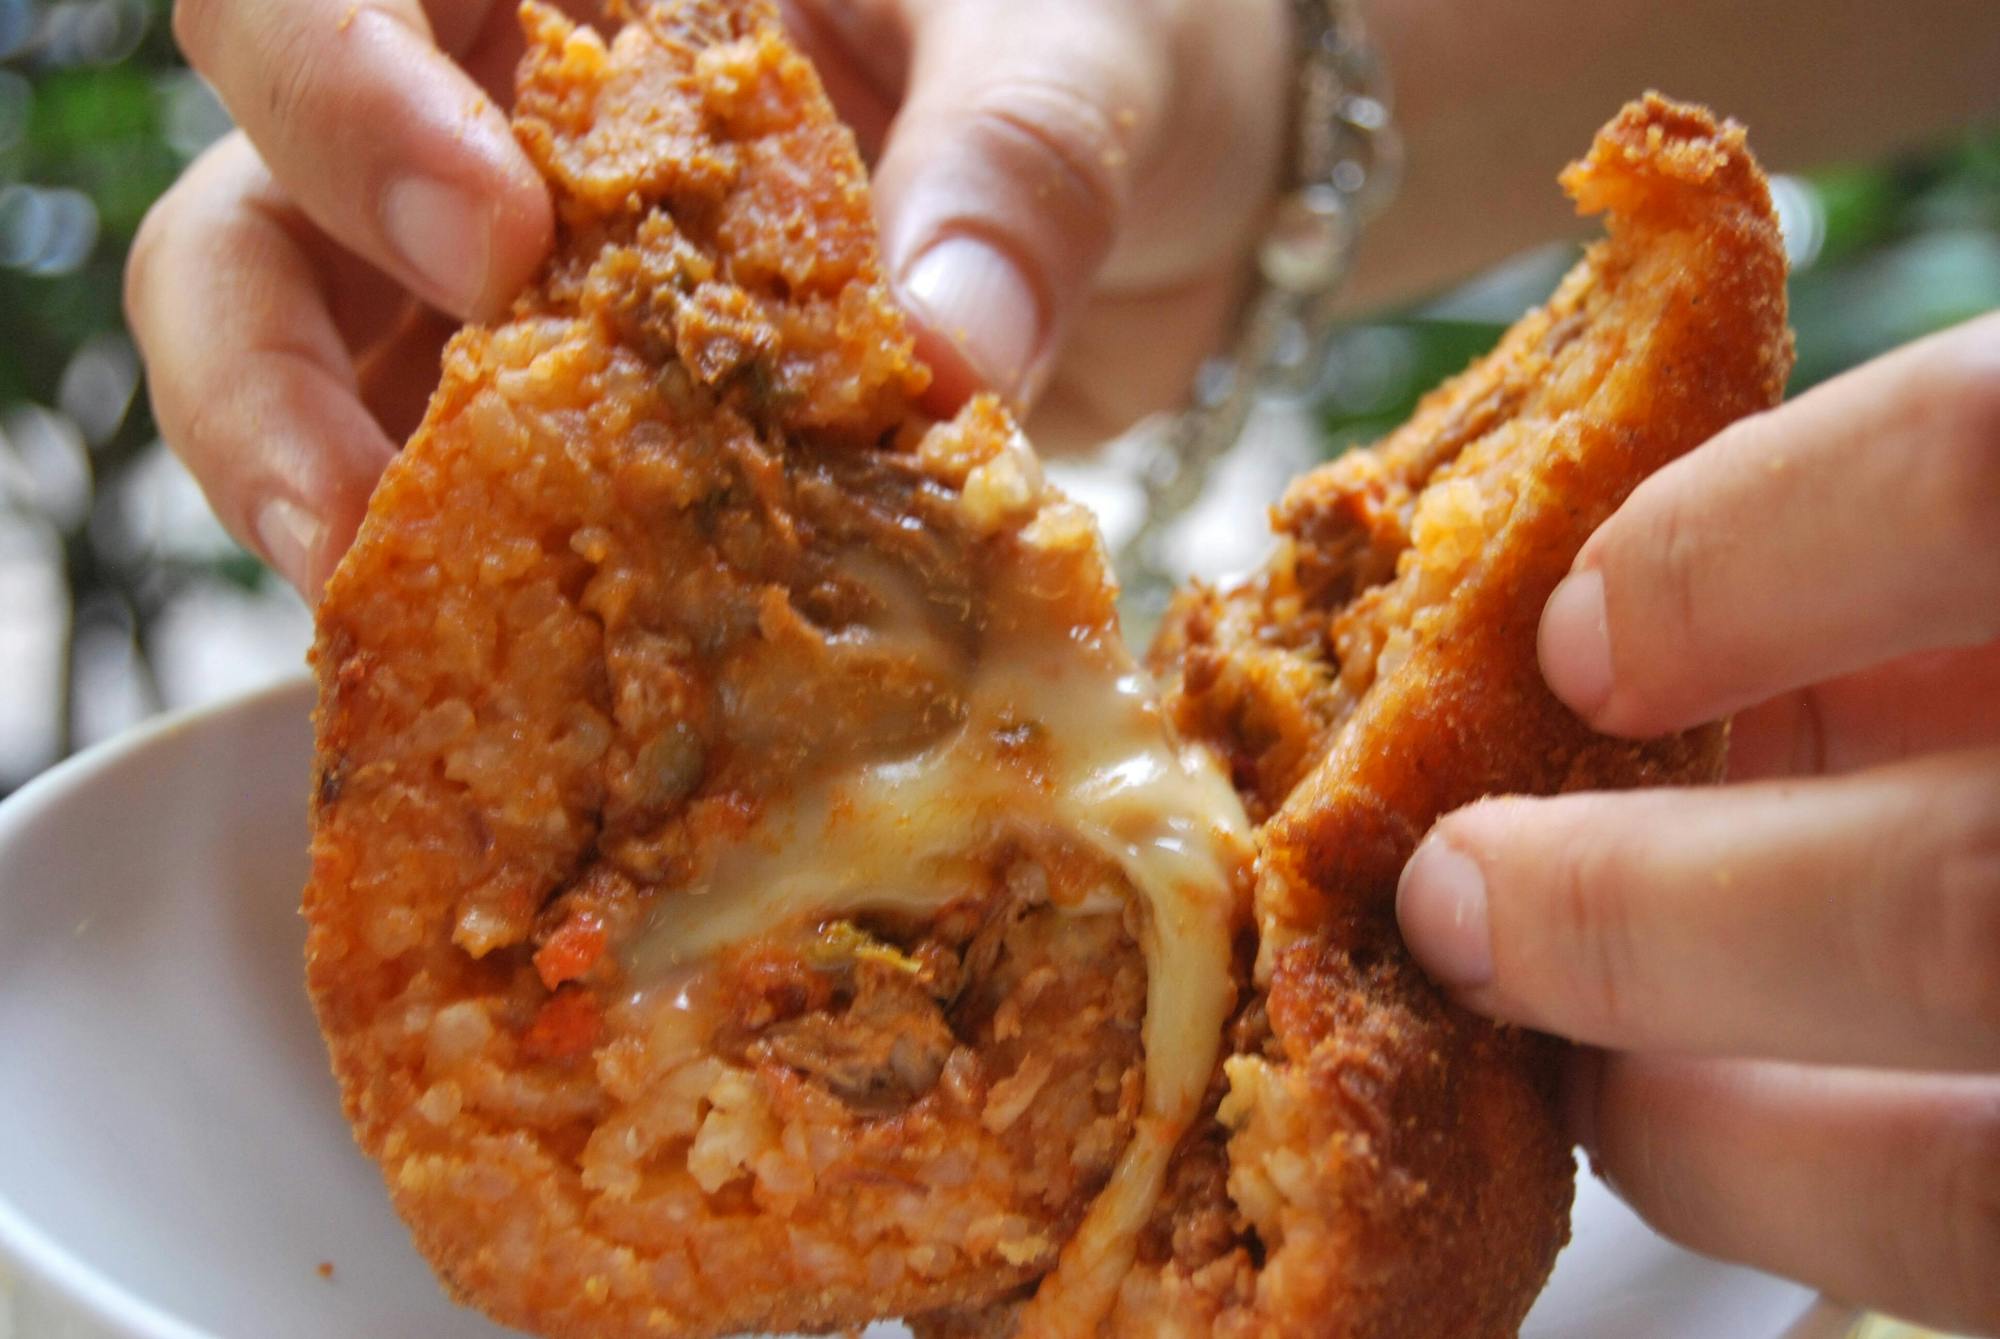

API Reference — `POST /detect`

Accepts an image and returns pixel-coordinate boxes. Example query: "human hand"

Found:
[126,0,1289,597]
[1396,313,2000,1333]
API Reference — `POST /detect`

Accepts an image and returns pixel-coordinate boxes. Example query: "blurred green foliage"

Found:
[0,0,234,787]
[1,1,182,403]
[0,0,1995,790]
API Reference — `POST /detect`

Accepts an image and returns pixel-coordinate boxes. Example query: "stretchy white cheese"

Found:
[630,618,1251,1329]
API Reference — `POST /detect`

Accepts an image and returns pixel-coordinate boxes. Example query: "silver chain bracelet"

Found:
[1115,0,1401,618]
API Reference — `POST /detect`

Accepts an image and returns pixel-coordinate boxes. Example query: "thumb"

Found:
[873,0,1171,412]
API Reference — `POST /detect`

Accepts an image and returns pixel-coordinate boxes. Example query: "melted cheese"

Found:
[628,624,1250,1330]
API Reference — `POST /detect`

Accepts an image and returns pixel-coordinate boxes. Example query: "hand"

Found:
[1396,313,2000,1333]
[126,0,1289,596]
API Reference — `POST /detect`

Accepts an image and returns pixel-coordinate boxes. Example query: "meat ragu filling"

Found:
[555,402,1254,1314]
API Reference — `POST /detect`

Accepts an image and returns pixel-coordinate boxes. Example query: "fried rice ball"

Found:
[304,1,1791,1332]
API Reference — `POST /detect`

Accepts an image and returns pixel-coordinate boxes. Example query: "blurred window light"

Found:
[34,0,147,67]
[72,596,153,748]
[0,183,44,265]
[57,331,138,447]
[152,579,311,712]
[0,182,100,276]
[0,402,93,530]
[0,0,33,61]
[0,516,66,788]
[1769,173,1827,271]
[97,437,239,566]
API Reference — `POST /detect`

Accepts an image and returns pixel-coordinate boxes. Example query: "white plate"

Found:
[0,681,1821,1338]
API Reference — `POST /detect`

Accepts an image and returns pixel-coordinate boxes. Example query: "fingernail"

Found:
[254,496,327,593]
[1396,834,1495,989]
[383,176,491,314]
[1539,568,1615,717]
[900,235,1042,400]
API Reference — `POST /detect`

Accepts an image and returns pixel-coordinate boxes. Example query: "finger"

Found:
[1569,1053,2000,1338]
[868,0,1169,409]
[281,197,424,357]
[173,0,553,320]
[1729,639,2000,781]
[127,135,398,596]
[1538,311,2000,737]
[872,0,1283,413]
[1395,750,2000,1069]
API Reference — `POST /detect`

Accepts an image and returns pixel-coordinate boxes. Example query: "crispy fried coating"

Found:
[306,0,1791,1330]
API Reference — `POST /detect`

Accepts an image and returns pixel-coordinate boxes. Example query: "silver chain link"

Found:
[1115,0,1401,620]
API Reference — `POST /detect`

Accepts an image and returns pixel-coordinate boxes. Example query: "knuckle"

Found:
[962,74,1129,250]
[122,196,167,337]
[175,2,352,136]
[122,135,243,357]
[1935,318,2000,442]
[162,375,265,551]
[1850,774,2000,1060]
[159,371,220,477]
[261,16,328,138]
[1923,327,2000,553]
[1549,823,1647,1039]
[1647,480,1710,653]
[1919,788,2000,1046]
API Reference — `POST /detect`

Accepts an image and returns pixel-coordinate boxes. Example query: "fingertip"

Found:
[1396,829,1496,992]
[254,496,331,598]
[381,121,552,323]
[473,149,556,321]
[244,417,390,603]
[898,233,1046,408]
[346,3,552,316]
[381,176,492,317]
[206,0,555,325]
[307,497,374,602]
[873,1,1163,413]
[1539,567,1616,723]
